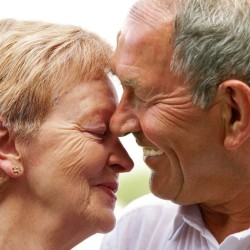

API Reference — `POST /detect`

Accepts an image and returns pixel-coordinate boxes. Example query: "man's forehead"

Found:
[117,21,173,65]
[118,1,176,49]
[118,17,171,53]
[129,0,180,23]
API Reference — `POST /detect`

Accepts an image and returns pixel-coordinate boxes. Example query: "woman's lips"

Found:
[97,182,118,201]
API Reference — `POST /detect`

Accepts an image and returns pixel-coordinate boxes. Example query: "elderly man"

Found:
[101,0,250,249]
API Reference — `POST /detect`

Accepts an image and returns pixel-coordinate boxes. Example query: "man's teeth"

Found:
[143,148,164,157]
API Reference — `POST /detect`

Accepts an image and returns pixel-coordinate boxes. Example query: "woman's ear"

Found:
[0,117,23,178]
[219,80,250,150]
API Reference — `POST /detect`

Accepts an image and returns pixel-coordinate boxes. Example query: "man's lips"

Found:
[135,138,164,157]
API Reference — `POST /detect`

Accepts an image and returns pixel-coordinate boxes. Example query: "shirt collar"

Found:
[169,204,207,240]
[169,204,250,245]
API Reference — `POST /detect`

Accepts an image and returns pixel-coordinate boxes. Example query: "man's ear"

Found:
[0,117,23,178]
[219,80,250,150]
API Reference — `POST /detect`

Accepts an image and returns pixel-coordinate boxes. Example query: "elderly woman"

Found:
[0,19,133,249]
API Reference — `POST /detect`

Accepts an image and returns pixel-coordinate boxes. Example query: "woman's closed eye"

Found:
[78,122,107,142]
[89,131,107,141]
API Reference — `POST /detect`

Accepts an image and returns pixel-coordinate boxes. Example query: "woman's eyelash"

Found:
[92,131,106,137]
[90,131,106,142]
[77,122,108,141]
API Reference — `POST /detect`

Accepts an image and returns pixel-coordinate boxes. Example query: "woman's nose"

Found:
[108,138,134,173]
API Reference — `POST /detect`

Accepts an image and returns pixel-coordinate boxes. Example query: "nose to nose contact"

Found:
[110,101,141,137]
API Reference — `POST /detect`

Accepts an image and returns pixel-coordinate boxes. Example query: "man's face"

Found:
[110,11,236,205]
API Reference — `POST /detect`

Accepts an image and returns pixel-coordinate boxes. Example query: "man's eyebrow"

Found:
[110,69,137,87]
[121,78,147,95]
[111,69,141,89]
[122,79,138,88]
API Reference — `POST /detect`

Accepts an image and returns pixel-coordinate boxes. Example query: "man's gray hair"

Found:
[172,0,250,108]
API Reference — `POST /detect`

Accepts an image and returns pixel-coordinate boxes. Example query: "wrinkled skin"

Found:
[110,4,248,207]
[16,77,133,245]
[109,0,250,243]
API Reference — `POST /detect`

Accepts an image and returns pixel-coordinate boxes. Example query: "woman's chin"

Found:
[97,213,116,233]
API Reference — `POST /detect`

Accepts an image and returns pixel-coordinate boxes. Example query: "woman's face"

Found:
[17,77,133,238]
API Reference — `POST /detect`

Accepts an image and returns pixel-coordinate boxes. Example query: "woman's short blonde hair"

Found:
[0,19,112,141]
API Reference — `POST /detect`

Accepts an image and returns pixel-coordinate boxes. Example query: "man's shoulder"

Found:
[117,193,179,223]
[100,194,180,250]
[120,193,177,212]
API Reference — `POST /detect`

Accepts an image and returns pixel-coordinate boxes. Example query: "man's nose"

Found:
[110,95,141,137]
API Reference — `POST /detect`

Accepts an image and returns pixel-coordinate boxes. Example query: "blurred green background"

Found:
[116,135,151,207]
[117,170,151,206]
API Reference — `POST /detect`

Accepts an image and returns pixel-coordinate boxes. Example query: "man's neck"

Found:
[199,200,250,243]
